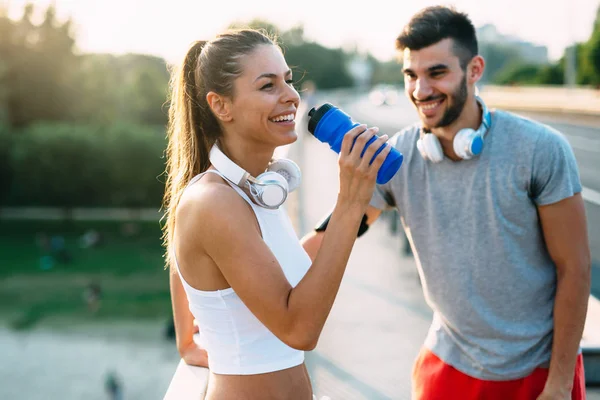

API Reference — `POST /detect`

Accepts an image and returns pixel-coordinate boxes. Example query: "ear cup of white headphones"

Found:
[417,133,444,163]
[454,128,484,160]
[253,171,289,208]
[267,159,301,192]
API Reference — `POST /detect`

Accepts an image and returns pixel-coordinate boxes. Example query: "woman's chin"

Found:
[278,130,298,146]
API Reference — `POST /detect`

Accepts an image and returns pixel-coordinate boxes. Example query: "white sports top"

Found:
[175,170,312,375]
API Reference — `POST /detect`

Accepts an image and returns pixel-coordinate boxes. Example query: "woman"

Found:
[163,28,390,399]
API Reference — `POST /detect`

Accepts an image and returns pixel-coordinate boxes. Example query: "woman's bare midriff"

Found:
[205,363,312,400]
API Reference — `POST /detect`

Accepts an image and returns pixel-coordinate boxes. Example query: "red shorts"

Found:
[412,347,586,400]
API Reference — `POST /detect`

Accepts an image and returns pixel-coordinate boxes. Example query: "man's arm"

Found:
[537,193,591,398]
[301,205,383,261]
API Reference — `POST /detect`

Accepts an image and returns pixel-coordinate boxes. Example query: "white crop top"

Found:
[175,170,312,375]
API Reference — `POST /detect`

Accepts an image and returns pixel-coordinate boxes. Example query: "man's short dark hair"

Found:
[396,6,478,69]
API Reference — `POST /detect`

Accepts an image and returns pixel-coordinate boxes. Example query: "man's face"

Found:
[402,38,470,130]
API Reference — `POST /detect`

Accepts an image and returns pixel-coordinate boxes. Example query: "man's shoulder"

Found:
[493,109,565,143]
[390,123,420,150]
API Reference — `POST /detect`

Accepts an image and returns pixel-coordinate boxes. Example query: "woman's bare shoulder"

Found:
[175,174,257,240]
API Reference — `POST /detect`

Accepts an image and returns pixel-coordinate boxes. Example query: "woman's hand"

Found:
[180,341,209,367]
[179,320,209,368]
[337,124,390,213]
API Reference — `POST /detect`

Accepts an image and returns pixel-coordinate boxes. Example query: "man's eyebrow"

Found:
[254,69,292,82]
[428,64,449,72]
[403,64,449,74]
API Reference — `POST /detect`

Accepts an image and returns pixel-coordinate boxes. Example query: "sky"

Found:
[6,0,600,63]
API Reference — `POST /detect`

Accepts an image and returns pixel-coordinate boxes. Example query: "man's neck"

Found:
[431,98,482,142]
[430,98,483,161]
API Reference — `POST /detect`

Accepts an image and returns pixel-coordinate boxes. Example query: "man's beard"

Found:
[415,74,468,129]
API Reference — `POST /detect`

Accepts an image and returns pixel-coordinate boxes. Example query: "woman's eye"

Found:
[261,83,273,90]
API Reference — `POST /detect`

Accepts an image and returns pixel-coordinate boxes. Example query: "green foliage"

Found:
[72,53,170,125]
[493,5,600,86]
[228,19,354,90]
[283,41,354,89]
[537,63,565,85]
[0,4,170,128]
[4,122,166,207]
[369,57,404,86]
[0,3,79,127]
[493,62,566,86]
[480,43,525,83]
[578,7,600,85]
[494,64,544,85]
[0,123,13,204]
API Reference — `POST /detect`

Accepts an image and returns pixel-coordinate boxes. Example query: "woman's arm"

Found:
[170,269,208,367]
[178,125,390,351]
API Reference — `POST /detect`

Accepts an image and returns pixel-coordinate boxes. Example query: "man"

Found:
[301,6,591,400]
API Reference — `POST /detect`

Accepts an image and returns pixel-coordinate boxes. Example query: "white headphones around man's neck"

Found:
[416,96,492,163]
[209,144,301,210]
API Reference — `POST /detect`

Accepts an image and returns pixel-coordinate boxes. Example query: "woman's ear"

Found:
[206,91,232,122]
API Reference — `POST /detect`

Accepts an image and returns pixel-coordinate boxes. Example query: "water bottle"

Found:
[307,103,403,184]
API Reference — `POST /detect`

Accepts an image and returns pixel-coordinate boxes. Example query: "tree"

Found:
[369,56,404,86]
[479,43,524,83]
[121,54,170,125]
[0,3,78,127]
[494,64,544,85]
[72,53,169,125]
[579,5,600,85]
[0,5,13,123]
[227,20,354,89]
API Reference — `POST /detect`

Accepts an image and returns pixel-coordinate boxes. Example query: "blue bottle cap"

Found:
[307,103,334,135]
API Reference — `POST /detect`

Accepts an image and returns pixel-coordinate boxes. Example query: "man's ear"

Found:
[467,55,485,85]
[206,91,232,122]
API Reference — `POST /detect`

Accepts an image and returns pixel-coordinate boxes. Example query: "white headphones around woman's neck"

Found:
[416,96,492,163]
[208,144,301,209]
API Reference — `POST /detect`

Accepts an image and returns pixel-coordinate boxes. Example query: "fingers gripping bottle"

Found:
[307,103,403,184]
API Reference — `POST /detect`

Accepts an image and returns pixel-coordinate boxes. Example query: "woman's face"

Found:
[227,44,301,148]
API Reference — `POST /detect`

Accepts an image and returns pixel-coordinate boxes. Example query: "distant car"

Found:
[369,85,400,106]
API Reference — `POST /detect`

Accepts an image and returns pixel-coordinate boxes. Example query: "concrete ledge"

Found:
[164,359,209,400]
[0,207,163,221]
[480,85,600,117]
[583,295,600,386]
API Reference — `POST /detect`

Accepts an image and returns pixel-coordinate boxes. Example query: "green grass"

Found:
[0,219,172,330]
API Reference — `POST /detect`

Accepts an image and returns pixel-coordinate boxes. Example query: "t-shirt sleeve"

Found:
[530,128,582,206]
[369,184,395,210]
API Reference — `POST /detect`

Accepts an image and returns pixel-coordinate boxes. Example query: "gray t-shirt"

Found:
[370,110,582,380]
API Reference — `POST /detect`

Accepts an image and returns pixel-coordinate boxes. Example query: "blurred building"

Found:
[347,55,373,90]
[477,24,549,65]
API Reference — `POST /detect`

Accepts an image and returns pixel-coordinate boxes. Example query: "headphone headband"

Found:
[209,145,251,186]
[477,96,492,136]
[208,144,300,209]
